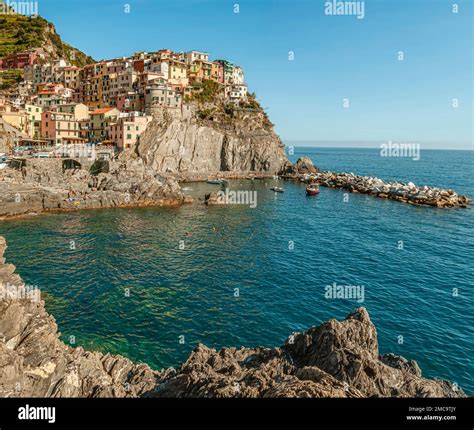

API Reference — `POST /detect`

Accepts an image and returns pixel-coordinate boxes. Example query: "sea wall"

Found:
[0,236,464,398]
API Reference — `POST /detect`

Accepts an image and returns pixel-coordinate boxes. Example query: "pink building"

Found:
[108,114,151,151]
[0,50,41,70]
[40,111,84,145]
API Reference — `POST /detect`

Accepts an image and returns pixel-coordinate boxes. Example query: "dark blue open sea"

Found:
[1,147,473,393]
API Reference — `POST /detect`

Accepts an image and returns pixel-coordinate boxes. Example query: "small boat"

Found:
[306,184,320,196]
[270,187,284,193]
[207,179,227,185]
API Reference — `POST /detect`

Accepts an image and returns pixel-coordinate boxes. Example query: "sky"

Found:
[28,0,474,149]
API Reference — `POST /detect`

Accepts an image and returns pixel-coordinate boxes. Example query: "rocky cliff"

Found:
[130,101,288,177]
[0,236,463,398]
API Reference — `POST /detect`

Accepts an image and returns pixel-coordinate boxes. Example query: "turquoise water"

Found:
[0,147,473,394]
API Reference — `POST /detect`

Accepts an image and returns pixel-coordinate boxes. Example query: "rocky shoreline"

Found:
[0,236,464,398]
[0,158,189,220]
[282,157,471,209]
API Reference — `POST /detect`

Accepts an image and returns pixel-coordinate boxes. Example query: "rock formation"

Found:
[128,104,288,177]
[280,156,319,176]
[0,236,464,398]
[0,158,186,219]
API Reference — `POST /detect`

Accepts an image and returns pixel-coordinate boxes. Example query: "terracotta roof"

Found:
[90,108,115,115]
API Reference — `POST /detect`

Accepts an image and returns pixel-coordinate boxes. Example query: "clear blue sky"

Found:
[36,0,472,148]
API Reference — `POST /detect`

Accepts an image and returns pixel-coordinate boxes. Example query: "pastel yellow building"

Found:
[167,59,188,86]
[25,104,43,138]
[0,104,29,136]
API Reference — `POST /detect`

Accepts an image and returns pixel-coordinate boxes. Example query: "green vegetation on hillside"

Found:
[0,8,94,67]
[0,69,23,89]
[187,79,221,104]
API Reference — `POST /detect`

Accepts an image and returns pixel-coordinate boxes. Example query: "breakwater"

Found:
[281,156,471,208]
[313,172,471,208]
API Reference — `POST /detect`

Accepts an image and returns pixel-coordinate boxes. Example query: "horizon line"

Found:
[282,140,473,151]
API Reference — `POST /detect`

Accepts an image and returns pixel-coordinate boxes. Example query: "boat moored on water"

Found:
[306,184,320,195]
[207,179,228,185]
[270,187,284,193]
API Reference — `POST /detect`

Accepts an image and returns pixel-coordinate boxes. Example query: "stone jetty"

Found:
[0,236,464,398]
[281,157,471,208]
[315,172,471,208]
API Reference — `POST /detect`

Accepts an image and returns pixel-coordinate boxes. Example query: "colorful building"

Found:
[25,104,43,138]
[0,49,42,70]
[167,59,188,86]
[188,59,212,81]
[89,107,120,141]
[185,51,209,64]
[40,111,84,145]
[0,103,29,136]
[53,103,89,121]
[108,113,152,151]
[211,62,224,84]
[215,60,235,84]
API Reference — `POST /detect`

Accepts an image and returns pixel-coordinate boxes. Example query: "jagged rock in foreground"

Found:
[128,104,288,177]
[0,158,185,219]
[0,236,464,398]
[153,308,462,398]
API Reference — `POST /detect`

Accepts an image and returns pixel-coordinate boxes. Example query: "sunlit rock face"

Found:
[131,104,288,175]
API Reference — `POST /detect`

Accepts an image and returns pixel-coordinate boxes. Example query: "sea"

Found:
[0,147,472,394]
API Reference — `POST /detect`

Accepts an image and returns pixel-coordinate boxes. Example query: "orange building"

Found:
[40,111,84,145]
